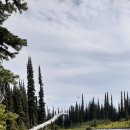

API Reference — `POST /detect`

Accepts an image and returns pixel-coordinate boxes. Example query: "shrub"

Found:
[86,126,92,130]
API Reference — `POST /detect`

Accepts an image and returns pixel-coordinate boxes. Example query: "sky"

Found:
[3,0,130,110]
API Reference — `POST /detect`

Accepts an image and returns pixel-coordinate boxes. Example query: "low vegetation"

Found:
[96,120,130,129]
[0,104,19,130]
[52,120,130,130]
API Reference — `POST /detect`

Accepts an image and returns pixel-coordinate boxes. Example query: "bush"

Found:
[89,120,97,127]
[0,104,20,130]
[86,126,92,130]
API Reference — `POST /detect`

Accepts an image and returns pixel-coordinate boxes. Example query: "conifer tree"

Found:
[107,92,109,107]
[124,91,126,116]
[106,92,109,119]
[57,108,63,127]
[38,66,46,124]
[84,104,88,121]
[104,93,107,119]
[12,85,23,115]
[52,106,55,117]
[100,104,105,119]
[124,92,129,120]
[75,102,79,123]
[3,83,13,111]
[126,92,129,119]
[27,57,37,127]
[81,94,84,123]
[127,92,129,110]
[92,97,96,119]
[88,97,96,120]
[121,91,123,118]
[97,99,100,119]
[0,0,28,61]
[12,84,27,128]
[118,103,121,120]
[20,81,29,128]
[0,0,29,129]
[64,110,70,128]
[110,94,114,121]
[47,107,52,120]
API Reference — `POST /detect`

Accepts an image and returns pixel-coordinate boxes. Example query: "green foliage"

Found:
[0,0,29,129]
[6,111,18,121]
[0,0,28,24]
[3,84,13,111]
[59,92,129,129]
[88,120,97,127]
[0,0,28,61]
[96,120,130,129]
[0,104,19,130]
[0,26,27,60]
[3,83,29,129]
[27,57,37,127]
[0,104,6,129]
[0,65,19,85]
[0,104,29,130]
[85,126,92,130]
[38,66,46,124]
[50,123,59,130]
[19,82,29,128]
[56,120,130,130]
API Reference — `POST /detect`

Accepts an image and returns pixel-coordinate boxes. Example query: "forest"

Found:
[1,58,130,129]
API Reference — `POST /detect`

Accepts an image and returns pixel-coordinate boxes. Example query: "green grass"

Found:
[57,120,130,130]
[58,126,88,130]
[96,120,130,129]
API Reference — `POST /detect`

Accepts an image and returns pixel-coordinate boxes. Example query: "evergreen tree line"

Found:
[52,92,130,128]
[2,57,46,129]
[2,57,130,129]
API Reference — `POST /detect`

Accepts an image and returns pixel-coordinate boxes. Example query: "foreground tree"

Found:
[0,0,28,105]
[0,0,30,129]
[0,65,18,103]
[0,0,28,61]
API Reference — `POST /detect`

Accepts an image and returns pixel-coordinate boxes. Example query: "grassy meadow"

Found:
[55,120,130,130]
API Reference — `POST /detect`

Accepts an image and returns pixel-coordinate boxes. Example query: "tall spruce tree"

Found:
[97,99,100,119]
[104,93,107,119]
[124,91,126,115]
[75,102,79,123]
[110,94,114,121]
[20,81,29,128]
[100,104,105,119]
[106,92,109,119]
[27,57,37,127]
[121,91,123,118]
[125,92,129,120]
[3,83,13,111]
[81,94,84,123]
[13,84,27,127]
[12,85,23,115]
[84,104,88,121]
[126,92,129,119]
[38,66,46,124]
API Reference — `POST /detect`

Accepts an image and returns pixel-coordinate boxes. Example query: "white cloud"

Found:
[3,0,130,109]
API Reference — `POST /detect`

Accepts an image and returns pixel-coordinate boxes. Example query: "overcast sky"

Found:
[3,0,130,110]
